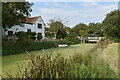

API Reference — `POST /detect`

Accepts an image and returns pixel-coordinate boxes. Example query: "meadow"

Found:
[1,41,118,78]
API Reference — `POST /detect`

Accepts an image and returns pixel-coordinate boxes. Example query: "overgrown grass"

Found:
[2,43,95,77]
[2,40,117,79]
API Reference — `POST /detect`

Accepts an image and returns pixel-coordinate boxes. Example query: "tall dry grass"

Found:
[2,40,117,79]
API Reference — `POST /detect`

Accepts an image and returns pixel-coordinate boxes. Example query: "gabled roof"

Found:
[24,16,40,24]
[20,16,46,26]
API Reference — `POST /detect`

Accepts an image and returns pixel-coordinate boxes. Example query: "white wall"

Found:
[4,17,45,39]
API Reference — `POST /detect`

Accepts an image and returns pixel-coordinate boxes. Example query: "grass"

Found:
[1,42,118,78]
[2,43,95,77]
[102,43,118,75]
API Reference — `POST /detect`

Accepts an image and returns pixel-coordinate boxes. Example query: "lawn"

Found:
[2,43,96,77]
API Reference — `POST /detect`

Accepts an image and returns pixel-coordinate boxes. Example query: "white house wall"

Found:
[35,17,45,38]
[4,17,45,39]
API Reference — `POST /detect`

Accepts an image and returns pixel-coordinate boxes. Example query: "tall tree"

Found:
[72,23,88,37]
[48,21,64,32]
[88,22,104,37]
[102,10,120,40]
[56,29,67,39]
[2,2,33,28]
[47,18,68,39]
[48,18,65,33]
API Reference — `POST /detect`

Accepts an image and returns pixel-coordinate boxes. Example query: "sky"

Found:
[30,2,118,28]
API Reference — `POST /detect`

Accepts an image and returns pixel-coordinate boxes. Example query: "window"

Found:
[38,24,42,29]
[38,33,42,35]
[27,29,31,32]
[8,31,13,35]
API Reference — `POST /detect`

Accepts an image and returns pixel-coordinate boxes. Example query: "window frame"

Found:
[8,31,13,36]
[27,29,31,32]
[38,23,42,29]
[38,33,42,35]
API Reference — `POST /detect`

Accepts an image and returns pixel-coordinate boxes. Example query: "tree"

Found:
[78,30,88,37]
[2,2,33,28]
[88,23,104,37]
[72,23,88,37]
[102,10,120,41]
[47,18,68,39]
[72,23,88,33]
[56,29,67,39]
[48,20,64,33]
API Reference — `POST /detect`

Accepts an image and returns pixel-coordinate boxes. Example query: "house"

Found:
[3,16,45,39]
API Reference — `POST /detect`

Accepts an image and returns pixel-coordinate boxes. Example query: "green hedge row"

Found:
[2,38,80,56]
[55,38,80,45]
[2,41,57,56]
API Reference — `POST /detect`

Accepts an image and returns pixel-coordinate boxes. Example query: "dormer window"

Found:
[38,24,42,29]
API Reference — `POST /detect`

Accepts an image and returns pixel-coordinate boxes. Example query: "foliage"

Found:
[5,41,116,78]
[2,41,57,56]
[55,38,80,45]
[102,10,120,41]
[45,31,55,38]
[2,2,33,28]
[15,32,36,43]
[88,23,104,37]
[56,40,76,45]
[47,18,69,39]
[48,18,64,33]
[56,29,67,39]
[78,30,88,37]
[37,34,42,40]
[72,23,88,37]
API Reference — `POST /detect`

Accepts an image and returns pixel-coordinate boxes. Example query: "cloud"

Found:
[31,2,118,27]
[27,0,118,2]
[39,8,80,16]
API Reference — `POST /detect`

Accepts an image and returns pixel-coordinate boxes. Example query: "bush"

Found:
[37,34,42,40]
[55,38,80,45]
[15,32,36,42]
[56,29,67,39]
[2,41,57,56]
[27,32,36,40]
[45,31,55,38]
[56,40,76,45]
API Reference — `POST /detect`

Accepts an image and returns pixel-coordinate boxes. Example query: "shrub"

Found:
[37,34,42,40]
[55,38,80,45]
[15,32,36,42]
[2,41,57,56]
[27,32,36,40]
[45,31,55,38]
[56,29,67,39]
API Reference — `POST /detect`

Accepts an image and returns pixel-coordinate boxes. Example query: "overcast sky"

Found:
[30,2,118,27]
